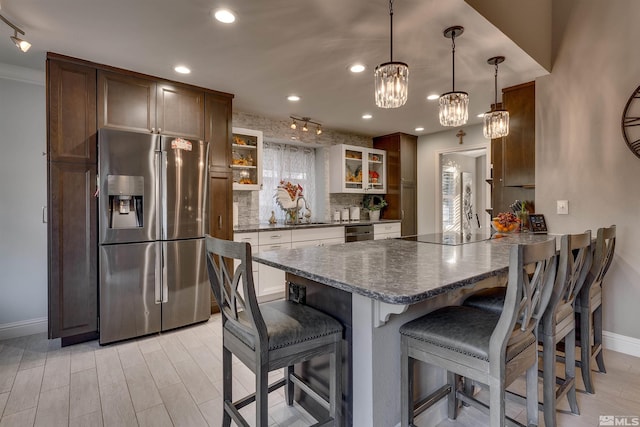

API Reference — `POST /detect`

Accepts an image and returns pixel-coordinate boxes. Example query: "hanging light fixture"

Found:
[374,0,408,108]
[483,56,509,139]
[316,125,322,135]
[290,118,297,130]
[302,121,309,132]
[0,14,31,53]
[439,26,468,126]
[290,115,322,138]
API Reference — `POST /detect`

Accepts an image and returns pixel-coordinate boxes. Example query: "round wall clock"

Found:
[622,84,640,159]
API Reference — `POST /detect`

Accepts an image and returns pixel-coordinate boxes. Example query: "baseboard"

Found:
[603,330,640,358]
[0,317,48,341]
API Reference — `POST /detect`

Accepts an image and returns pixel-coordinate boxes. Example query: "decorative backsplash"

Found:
[232,111,371,226]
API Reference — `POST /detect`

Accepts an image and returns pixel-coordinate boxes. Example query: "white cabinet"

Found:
[374,222,401,240]
[231,127,263,191]
[257,230,291,301]
[329,144,387,194]
[291,226,345,248]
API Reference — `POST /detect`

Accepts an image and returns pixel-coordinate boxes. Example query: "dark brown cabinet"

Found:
[98,70,205,139]
[47,53,233,344]
[205,92,233,172]
[491,82,535,215]
[48,60,96,163]
[373,132,417,236]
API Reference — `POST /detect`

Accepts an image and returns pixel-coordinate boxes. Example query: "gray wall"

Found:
[536,0,640,340]
[0,68,47,330]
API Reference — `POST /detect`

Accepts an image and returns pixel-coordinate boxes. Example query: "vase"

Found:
[369,210,380,222]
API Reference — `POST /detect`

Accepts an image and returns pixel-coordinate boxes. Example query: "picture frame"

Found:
[528,213,548,234]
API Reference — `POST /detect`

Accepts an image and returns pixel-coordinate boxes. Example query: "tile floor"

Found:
[0,314,638,426]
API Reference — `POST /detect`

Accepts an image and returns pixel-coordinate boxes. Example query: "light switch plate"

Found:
[557,200,569,215]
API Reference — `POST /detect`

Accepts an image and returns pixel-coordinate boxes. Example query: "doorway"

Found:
[436,143,490,234]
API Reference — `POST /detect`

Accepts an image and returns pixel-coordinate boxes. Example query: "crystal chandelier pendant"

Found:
[439,91,469,127]
[375,61,409,109]
[483,110,509,138]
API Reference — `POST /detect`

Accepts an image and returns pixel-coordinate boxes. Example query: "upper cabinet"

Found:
[205,92,233,172]
[97,70,205,139]
[48,60,97,163]
[329,144,386,194]
[231,127,263,190]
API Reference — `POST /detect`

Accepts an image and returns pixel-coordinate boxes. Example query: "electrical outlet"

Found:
[288,282,306,304]
[557,200,569,215]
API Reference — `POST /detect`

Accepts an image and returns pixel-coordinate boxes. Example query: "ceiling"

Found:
[0,0,548,137]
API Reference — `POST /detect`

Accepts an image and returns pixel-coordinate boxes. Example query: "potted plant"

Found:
[363,194,387,221]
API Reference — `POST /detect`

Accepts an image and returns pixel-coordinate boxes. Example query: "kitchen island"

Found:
[253,233,555,426]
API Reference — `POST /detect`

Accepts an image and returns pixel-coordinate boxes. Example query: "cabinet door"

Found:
[97,70,156,133]
[157,83,205,139]
[205,93,233,172]
[48,60,97,163]
[502,82,535,186]
[208,172,232,241]
[48,162,98,339]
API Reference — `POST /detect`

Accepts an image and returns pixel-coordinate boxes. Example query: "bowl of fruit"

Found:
[491,212,521,233]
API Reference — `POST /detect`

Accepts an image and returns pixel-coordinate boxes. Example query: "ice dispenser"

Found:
[107,175,144,229]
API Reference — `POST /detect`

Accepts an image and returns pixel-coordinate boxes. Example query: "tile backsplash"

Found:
[232,111,372,226]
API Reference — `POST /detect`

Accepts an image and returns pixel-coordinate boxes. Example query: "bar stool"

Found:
[399,239,557,427]
[463,232,593,427]
[205,235,343,427]
[575,225,616,393]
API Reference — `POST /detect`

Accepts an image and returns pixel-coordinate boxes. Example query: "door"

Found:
[98,129,159,245]
[162,137,209,240]
[99,242,161,344]
[97,70,157,133]
[161,239,210,331]
[156,83,205,139]
[205,93,233,172]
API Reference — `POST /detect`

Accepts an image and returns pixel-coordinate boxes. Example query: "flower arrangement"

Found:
[363,194,387,211]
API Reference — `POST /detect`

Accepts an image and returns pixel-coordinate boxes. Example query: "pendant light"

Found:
[374,0,409,109]
[483,56,509,139]
[439,26,468,126]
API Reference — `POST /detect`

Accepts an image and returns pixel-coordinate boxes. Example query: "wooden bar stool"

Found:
[205,235,343,427]
[399,239,557,427]
[463,232,593,427]
[575,225,616,394]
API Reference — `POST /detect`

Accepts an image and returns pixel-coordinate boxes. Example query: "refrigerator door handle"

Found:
[161,244,168,303]
[154,243,162,304]
[157,150,166,240]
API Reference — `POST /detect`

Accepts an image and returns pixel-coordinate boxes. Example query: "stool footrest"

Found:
[233,377,287,410]
[457,390,526,427]
[289,372,330,411]
[414,384,451,417]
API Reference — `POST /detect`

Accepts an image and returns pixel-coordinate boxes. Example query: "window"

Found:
[442,166,460,232]
[259,143,317,222]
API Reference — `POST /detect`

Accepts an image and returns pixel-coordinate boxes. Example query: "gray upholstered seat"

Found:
[575,225,616,394]
[206,236,343,427]
[463,232,593,427]
[400,239,557,427]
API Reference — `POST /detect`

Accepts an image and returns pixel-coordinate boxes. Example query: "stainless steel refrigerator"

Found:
[98,128,210,344]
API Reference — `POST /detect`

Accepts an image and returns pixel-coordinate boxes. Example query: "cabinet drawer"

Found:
[374,222,401,235]
[292,226,343,243]
[234,232,259,246]
[322,237,345,246]
[258,230,292,245]
[257,242,291,253]
[291,239,321,249]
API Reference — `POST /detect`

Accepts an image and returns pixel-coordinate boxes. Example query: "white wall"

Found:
[0,65,48,338]
[536,0,640,342]
[417,124,490,234]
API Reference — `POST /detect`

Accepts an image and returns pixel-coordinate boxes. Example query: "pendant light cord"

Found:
[389,0,394,61]
[451,34,456,92]
[494,61,499,108]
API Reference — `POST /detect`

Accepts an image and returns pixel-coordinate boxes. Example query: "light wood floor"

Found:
[0,314,638,426]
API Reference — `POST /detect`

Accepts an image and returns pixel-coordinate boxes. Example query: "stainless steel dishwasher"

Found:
[344,224,374,242]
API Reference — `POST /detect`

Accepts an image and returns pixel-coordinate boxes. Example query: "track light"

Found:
[289,115,322,139]
[0,14,31,53]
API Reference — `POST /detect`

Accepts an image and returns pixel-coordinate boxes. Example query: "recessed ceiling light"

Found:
[287,95,300,101]
[362,114,372,120]
[426,94,439,101]
[174,65,191,74]
[214,9,236,23]
[350,64,366,73]
[415,127,424,132]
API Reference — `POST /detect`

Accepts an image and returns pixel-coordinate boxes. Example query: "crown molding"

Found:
[0,62,45,85]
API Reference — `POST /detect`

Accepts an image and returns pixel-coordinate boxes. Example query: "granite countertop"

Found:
[253,233,556,305]
[234,219,402,233]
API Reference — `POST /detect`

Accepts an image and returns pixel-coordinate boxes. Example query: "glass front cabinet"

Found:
[329,144,386,193]
[231,127,263,190]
